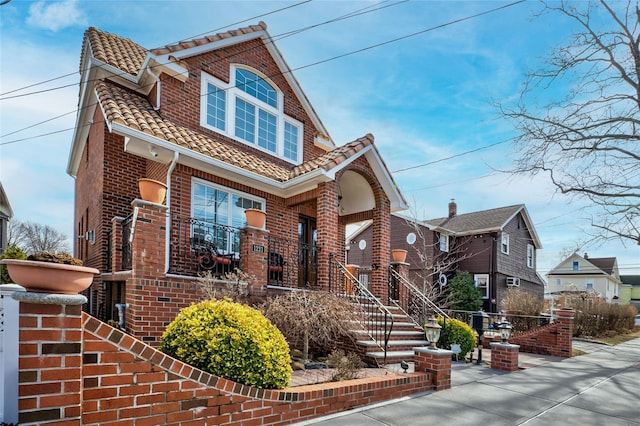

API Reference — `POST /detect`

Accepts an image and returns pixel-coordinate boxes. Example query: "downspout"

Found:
[165,151,179,273]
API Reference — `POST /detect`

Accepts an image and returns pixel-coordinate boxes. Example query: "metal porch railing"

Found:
[329,254,394,365]
[388,267,450,329]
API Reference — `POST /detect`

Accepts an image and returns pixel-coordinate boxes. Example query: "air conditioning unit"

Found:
[506,277,520,287]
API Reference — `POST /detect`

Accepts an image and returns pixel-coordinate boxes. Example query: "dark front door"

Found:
[298,215,317,287]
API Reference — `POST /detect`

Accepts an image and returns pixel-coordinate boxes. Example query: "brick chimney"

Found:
[448,199,457,218]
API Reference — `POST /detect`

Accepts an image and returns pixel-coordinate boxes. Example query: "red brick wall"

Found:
[490,343,520,371]
[509,313,574,357]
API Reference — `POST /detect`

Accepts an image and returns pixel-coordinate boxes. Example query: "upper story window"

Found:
[501,233,510,254]
[526,244,534,268]
[201,67,303,164]
[439,233,449,252]
[586,279,594,291]
[556,278,561,286]
[572,260,580,271]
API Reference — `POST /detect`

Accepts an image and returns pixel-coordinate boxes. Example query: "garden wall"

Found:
[15,292,436,426]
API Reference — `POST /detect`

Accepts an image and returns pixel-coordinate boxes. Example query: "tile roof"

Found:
[95,80,366,183]
[96,80,291,181]
[424,204,524,233]
[291,134,374,178]
[150,22,267,56]
[82,27,147,76]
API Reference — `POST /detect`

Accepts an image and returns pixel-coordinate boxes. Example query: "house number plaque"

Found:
[252,244,265,253]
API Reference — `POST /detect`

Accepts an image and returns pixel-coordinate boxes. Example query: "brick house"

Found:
[347,201,545,312]
[547,253,621,303]
[67,24,407,345]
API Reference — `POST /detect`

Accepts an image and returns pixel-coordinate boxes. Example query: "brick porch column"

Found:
[316,181,341,292]
[490,342,520,371]
[414,347,452,391]
[13,291,86,426]
[240,226,269,298]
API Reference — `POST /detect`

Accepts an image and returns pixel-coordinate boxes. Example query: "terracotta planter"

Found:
[138,178,167,204]
[0,259,99,295]
[392,249,408,263]
[245,208,266,229]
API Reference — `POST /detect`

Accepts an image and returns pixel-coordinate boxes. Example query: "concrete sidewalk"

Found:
[299,338,640,425]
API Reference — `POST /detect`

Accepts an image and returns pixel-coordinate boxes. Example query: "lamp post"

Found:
[424,316,442,349]
[498,321,512,343]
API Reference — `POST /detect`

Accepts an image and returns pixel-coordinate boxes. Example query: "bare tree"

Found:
[500,1,640,245]
[8,220,69,254]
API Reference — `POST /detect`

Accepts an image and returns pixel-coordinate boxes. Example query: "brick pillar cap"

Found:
[414,347,453,356]
[490,342,521,349]
[12,291,87,306]
[131,199,169,209]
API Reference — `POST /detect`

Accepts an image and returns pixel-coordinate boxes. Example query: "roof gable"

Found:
[547,253,619,278]
[0,182,13,219]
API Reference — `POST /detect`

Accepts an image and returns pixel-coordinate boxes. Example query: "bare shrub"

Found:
[564,293,637,337]
[262,291,359,361]
[198,269,253,303]
[327,350,365,381]
[501,288,544,333]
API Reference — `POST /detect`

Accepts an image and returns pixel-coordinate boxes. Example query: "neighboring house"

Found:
[0,182,14,255]
[619,275,640,310]
[347,201,545,313]
[67,24,407,345]
[547,253,621,303]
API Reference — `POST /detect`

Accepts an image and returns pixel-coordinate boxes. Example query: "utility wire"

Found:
[0,0,313,98]
[0,0,525,146]
[1,0,405,140]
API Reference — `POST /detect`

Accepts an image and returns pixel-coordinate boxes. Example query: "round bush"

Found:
[160,299,292,389]
[436,317,477,359]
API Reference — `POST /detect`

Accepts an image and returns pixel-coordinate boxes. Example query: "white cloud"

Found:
[26,0,87,32]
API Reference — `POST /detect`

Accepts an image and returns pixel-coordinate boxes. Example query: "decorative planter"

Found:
[138,178,167,204]
[392,249,408,263]
[245,208,266,229]
[0,259,99,295]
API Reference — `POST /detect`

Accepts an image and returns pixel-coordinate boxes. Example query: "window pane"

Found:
[235,98,255,142]
[206,83,226,130]
[284,122,298,161]
[236,68,277,108]
[258,109,277,152]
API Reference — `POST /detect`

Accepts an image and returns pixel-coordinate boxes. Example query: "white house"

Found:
[547,253,621,302]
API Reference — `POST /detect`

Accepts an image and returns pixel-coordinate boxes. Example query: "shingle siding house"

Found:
[547,253,621,303]
[0,182,13,256]
[348,201,545,312]
[67,24,407,344]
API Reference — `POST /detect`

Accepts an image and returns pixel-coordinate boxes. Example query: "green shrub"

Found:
[436,317,477,359]
[160,299,292,389]
[0,245,27,283]
[447,271,482,312]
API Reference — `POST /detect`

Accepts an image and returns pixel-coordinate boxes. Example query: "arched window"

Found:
[200,66,302,163]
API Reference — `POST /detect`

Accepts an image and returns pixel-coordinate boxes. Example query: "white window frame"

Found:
[526,244,534,268]
[556,278,562,286]
[572,261,580,271]
[474,274,489,299]
[586,279,594,291]
[200,68,303,164]
[501,233,510,254]
[439,233,449,252]
[191,177,265,252]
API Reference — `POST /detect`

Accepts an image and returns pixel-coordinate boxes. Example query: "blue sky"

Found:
[1,0,638,278]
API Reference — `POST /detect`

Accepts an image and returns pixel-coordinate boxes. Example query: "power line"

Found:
[1,1,405,140]
[0,0,526,146]
[0,0,313,98]
[392,139,513,173]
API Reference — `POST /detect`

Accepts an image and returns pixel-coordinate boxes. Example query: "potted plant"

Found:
[0,251,99,295]
[245,208,266,229]
[392,249,408,263]
[138,178,167,204]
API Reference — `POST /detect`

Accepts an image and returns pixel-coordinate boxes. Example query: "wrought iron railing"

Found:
[121,215,132,270]
[168,214,241,277]
[388,266,450,329]
[266,235,318,288]
[329,254,394,365]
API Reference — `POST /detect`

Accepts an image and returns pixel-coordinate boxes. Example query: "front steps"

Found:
[349,305,431,365]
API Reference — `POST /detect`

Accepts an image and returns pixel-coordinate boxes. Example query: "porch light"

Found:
[424,316,442,349]
[498,321,512,343]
